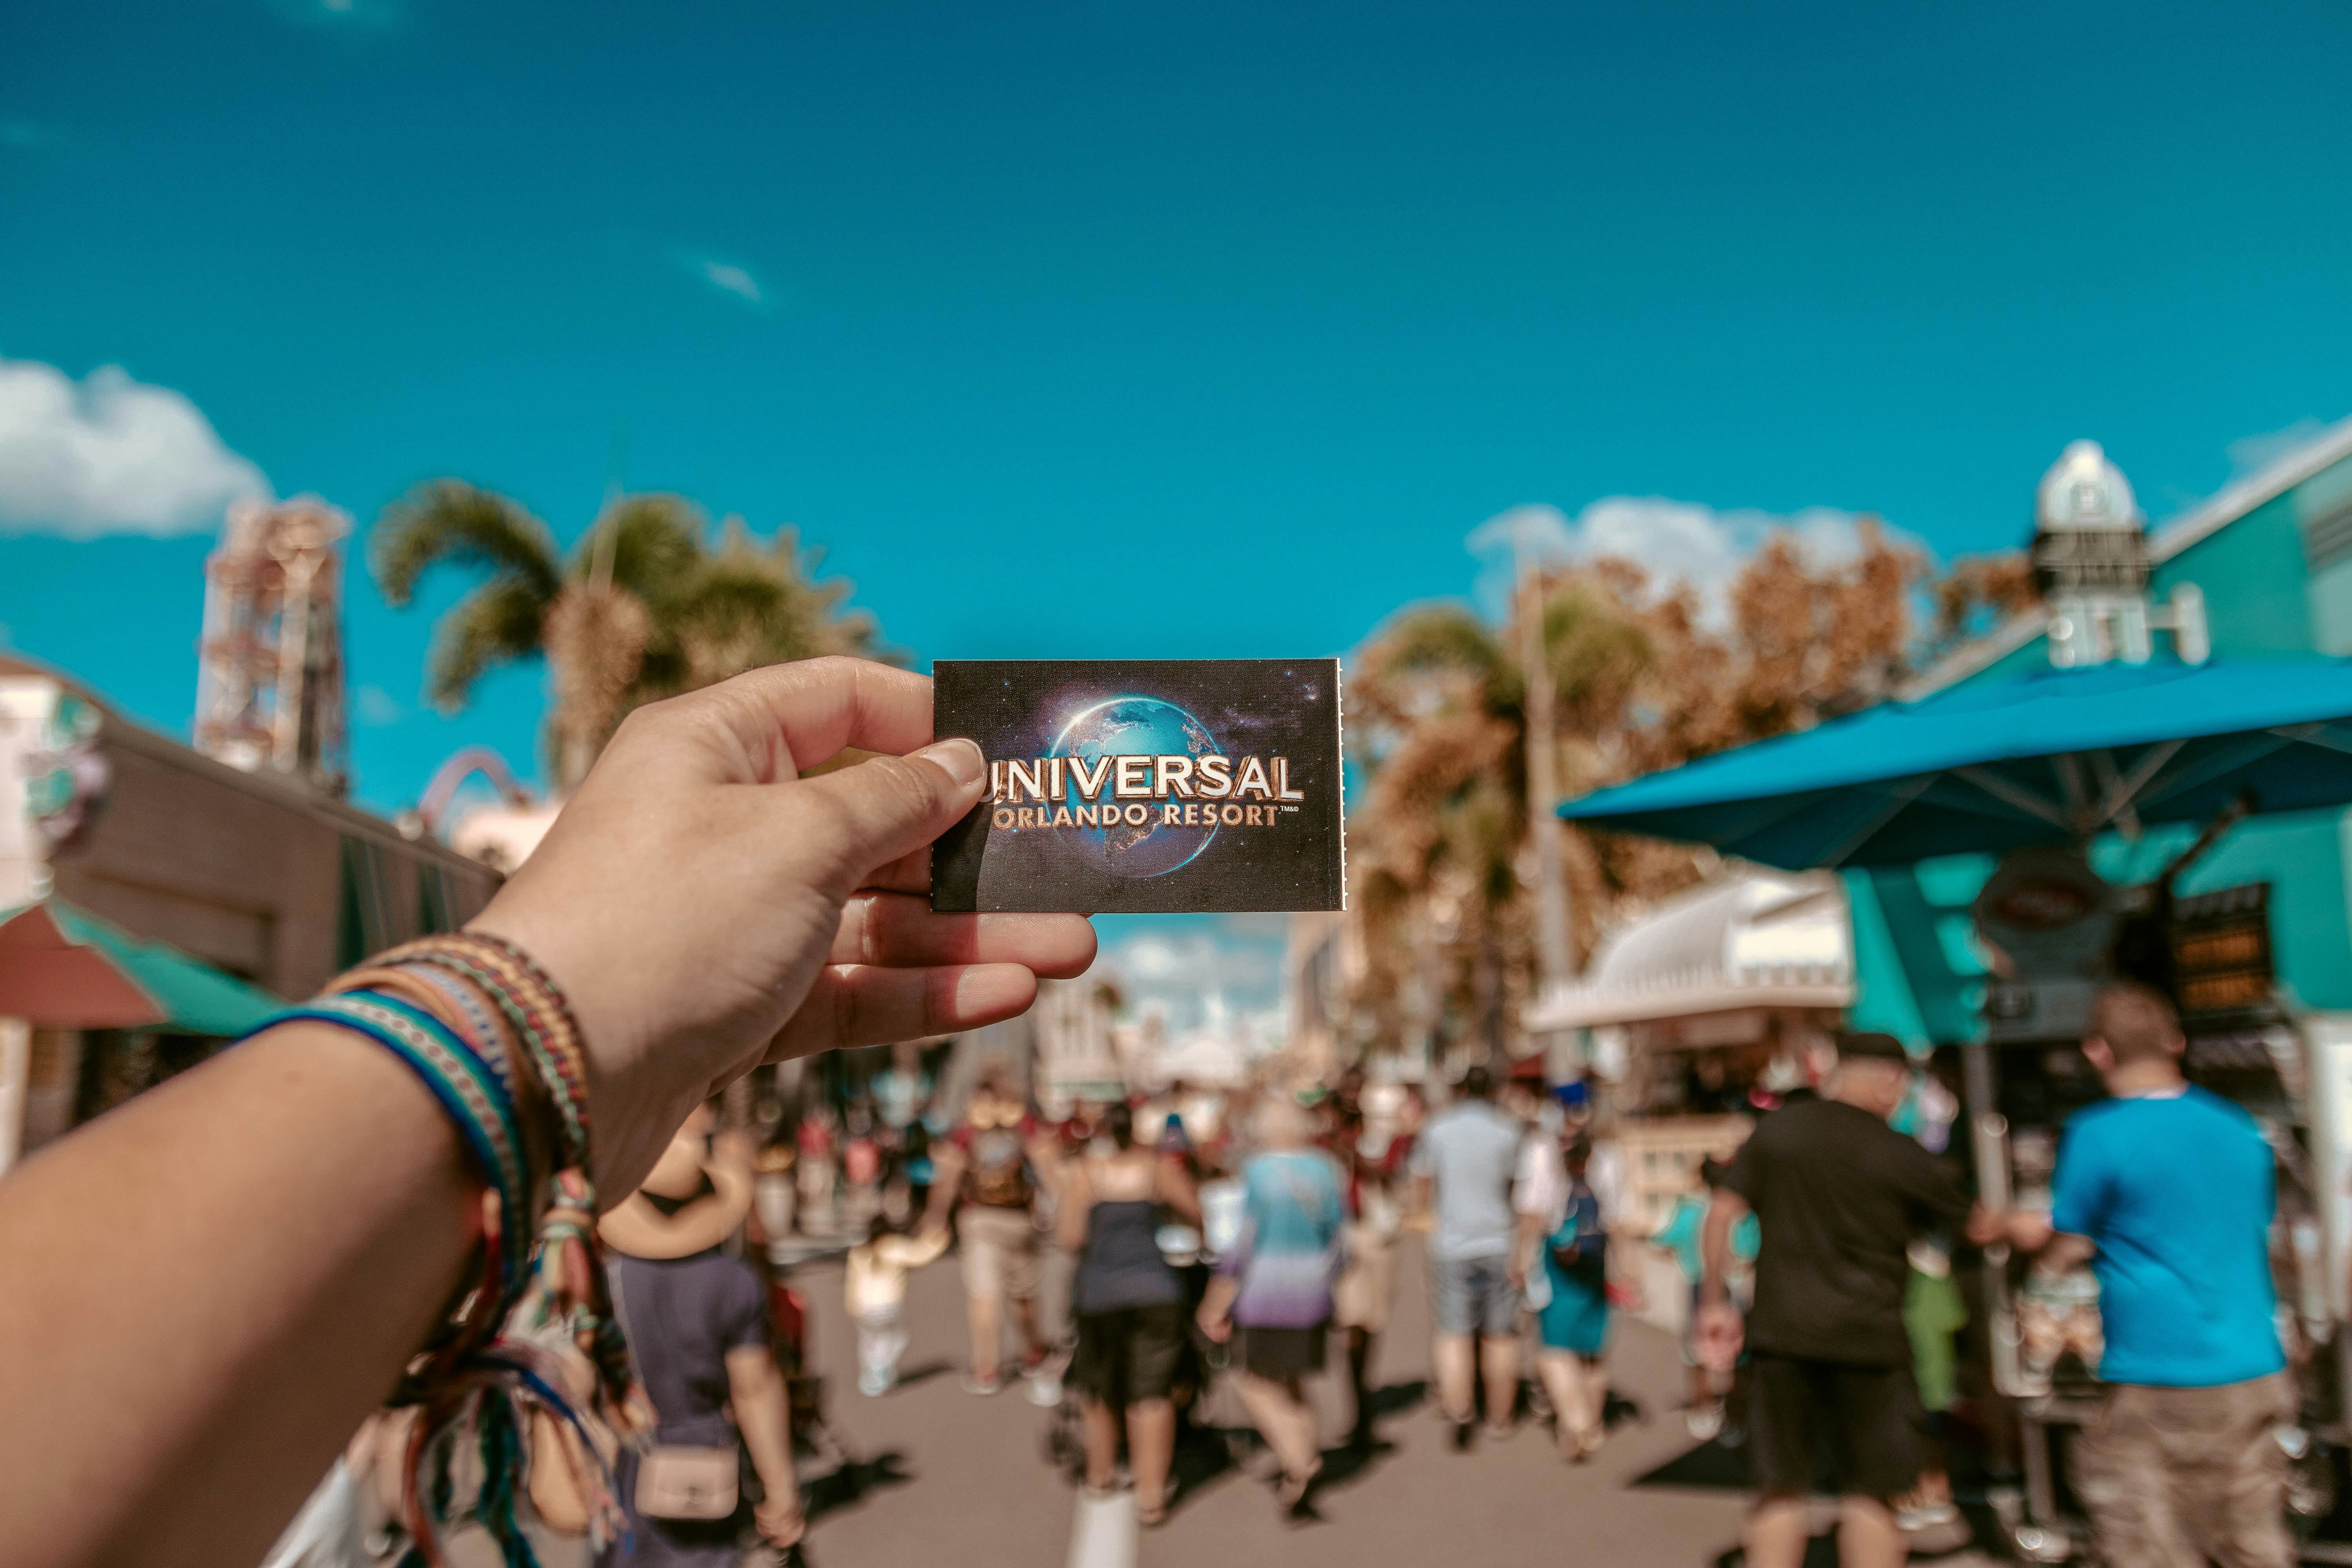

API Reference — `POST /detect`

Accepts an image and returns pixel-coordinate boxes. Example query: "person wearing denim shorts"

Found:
[1409,1065,1524,1448]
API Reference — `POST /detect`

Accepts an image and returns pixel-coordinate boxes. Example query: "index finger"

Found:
[674,656,935,784]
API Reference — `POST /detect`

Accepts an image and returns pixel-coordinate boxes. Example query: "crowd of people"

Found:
[0,658,2310,1568]
[735,1051,1684,1532]
[739,983,2302,1568]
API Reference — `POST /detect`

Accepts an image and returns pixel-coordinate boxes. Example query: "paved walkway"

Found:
[782,1234,2001,1568]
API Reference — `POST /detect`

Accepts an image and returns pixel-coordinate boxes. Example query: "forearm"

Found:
[921,1156,963,1230]
[0,1024,476,1568]
[730,1356,797,1501]
[1158,1167,1202,1227]
[1056,1189,1091,1251]
[1514,1210,1544,1275]
[1700,1196,1737,1303]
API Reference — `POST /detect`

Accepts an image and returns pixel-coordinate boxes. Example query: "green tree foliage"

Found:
[373,480,884,789]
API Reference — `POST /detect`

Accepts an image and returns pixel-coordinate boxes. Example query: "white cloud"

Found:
[1466,497,1916,624]
[354,685,403,727]
[672,252,768,309]
[1098,915,1285,1037]
[701,263,763,305]
[0,358,271,538]
[2223,417,2335,483]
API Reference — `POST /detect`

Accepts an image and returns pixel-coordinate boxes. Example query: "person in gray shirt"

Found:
[1409,1065,1525,1448]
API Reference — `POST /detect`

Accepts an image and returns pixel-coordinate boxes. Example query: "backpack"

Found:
[966,1123,1034,1207]
[1548,1182,1608,1285]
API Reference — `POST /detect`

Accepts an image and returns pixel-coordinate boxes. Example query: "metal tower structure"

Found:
[192,496,351,795]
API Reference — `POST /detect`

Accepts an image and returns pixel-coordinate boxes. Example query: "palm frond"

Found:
[579,493,708,606]
[1350,603,1514,736]
[425,577,550,711]
[373,480,561,608]
[654,519,886,691]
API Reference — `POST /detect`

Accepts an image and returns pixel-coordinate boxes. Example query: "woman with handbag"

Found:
[601,1105,806,1566]
[1197,1096,1347,1521]
[1528,1132,1613,1463]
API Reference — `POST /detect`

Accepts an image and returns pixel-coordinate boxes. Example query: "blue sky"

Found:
[5,0,2352,1024]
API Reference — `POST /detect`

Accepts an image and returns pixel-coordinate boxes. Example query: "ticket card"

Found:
[929,659,1345,913]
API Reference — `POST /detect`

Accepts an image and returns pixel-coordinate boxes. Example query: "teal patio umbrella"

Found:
[1557,658,2352,867]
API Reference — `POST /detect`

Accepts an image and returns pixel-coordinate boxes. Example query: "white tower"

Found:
[2030,440,2208,669]
[2033,440,2152,667]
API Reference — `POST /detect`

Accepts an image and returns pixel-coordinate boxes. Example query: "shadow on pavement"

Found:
[1630,1437,1749,1491]
[890,1359,954,1390]
[804,1450,915,1523]
[1602,1387,1644,1430]
[1163,1381,1430,1524]
[1366,1378,1430,1421]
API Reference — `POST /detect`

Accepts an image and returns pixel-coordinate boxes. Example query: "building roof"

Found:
[0,650,492,876]
[1904,414,2352,699]
[1523,868,1853,1032]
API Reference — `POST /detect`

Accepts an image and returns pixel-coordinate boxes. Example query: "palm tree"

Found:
[373,481,882,792]
[1345,520,1953,1065]
[1348,579,1663,1063]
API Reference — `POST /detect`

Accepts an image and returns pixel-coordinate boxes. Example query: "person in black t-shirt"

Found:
[1698,1032,1990,1568]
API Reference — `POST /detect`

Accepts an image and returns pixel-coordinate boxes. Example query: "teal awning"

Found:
[0,900,284,1036]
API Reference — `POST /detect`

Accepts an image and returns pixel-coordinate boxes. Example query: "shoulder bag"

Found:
[610,1269,742,1522]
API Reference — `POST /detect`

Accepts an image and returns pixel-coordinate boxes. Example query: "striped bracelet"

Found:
[263,991,533,1299]
[329,960,559,1227]
[254,939,628,1568]
[376,933,593,1180]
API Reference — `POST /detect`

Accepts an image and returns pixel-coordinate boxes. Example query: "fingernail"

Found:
[916,738,986,790]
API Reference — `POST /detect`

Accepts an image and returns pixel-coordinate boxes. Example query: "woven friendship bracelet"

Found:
[333,964,513,1094]
[265,993,534,1296]
[410,942,587,1169]
[333,960,563,1229]
[378,935,592,1176]
[250,941,624,1568]
[457,930,593,1152]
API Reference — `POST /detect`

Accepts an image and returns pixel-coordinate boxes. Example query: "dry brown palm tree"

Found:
[1345,519,1993,1063]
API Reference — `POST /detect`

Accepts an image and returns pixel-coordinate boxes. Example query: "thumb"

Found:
[791,738,988,892]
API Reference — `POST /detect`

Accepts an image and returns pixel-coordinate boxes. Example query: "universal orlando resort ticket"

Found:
[929,659,1346,914]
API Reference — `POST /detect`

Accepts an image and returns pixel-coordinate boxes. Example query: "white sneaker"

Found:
[1025,1368,1063,1407]
[1686,1405,1724,1441]
[1898,1501,1961,1532]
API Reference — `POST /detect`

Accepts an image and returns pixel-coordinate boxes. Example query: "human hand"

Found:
[470,658,1097,1200]
[1196,1304,1232,1344]
[2007,1209,2058,1255]
[1693,1300,1744,1374]
[755,1491,805,1546]
[1506,1257,1527,1292]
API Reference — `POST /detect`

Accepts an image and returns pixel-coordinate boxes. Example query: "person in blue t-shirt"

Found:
[2003,981,2292,1568]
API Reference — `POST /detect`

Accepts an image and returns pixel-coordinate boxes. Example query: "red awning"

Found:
[0,903,166,1027]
